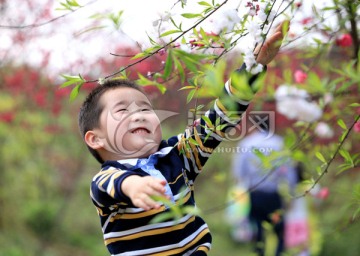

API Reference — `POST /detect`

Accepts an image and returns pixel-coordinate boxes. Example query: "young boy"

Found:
[78,22,288,256]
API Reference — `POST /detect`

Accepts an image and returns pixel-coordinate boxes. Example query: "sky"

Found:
[0,0,338,77]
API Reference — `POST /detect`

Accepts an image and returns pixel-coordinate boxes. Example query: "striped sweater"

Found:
[90,64,264,255]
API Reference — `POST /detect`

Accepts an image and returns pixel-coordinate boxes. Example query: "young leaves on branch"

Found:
[60,74,85,101]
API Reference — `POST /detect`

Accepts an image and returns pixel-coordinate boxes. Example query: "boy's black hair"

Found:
[78,79,144,164]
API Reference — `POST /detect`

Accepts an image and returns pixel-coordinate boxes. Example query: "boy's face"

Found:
[94,87,162,160]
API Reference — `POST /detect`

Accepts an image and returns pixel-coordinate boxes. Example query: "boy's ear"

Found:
[84,130,104,149]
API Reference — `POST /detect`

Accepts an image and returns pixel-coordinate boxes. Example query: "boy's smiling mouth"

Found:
[131,127,151,134]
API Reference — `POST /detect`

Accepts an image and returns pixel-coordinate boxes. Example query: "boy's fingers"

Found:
[150,179,167,193]
[133,194,161,210]
[276,20,290,32]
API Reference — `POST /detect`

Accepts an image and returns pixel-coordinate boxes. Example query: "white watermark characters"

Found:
[214,146,275,154]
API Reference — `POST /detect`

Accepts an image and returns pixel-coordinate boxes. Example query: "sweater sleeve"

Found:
[90,166,147,207]
[173,64,266,177]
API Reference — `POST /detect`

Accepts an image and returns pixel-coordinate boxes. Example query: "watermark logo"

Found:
[188,110,276,141]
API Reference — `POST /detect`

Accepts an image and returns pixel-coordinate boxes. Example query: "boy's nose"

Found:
[130,111,146,122]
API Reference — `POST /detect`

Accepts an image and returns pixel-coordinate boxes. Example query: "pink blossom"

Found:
[354,121,360,133]
[294,70,307,83]
[316,187,329,200]
[189,39,204,48]
[301,17,312,25]
[336,34,352,47]
[158,48,166,56]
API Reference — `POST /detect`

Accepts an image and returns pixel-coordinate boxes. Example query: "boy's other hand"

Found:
[122,175,168,211]
[255,20,290,65]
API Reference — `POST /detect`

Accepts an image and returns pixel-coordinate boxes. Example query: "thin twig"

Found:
[296,114,360,198]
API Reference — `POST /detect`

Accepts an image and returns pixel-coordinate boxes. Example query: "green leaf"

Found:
[60,79,78,88]
[198,1,212,7]
[179,85,196,91]
[181,13,203,19]
[339,149,352,163]
[196,104,205,111]
[163,50,173,79]
[186,89,197,103]
[315,166,322,175]
[188,137,199,146]
[173,55,185,84]
[228,72,254,101]
[160,30,182,37]
[337,119,347,130]
[336,163,353,175]
[307,72,325,93]
[315,151,326,163]
[150,212,174,224]
[349,103,360,107]
[60,74,84,88]
[131,52,148,60]
[181,205,201,216]
[69,82,83,101]
[136,74,167,94]
[201,115,212,126]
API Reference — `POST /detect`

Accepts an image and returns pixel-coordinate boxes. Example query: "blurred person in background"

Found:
[231,116,298,256]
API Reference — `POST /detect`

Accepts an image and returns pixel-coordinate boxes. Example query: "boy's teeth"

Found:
[133,128,148,134]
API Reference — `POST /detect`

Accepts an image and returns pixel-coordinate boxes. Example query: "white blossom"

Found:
[242,48,263,74]
[275,85,323,123]
[258,2,276,23]
[243,48,257,69]
[209,9,241,34]
[275,85,309,100]
[315,122,334,138]
[246,20,262,42]
[249,63,264,74]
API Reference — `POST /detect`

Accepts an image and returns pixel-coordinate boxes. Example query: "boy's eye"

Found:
[116,109,127,112]
[141,108,151,112]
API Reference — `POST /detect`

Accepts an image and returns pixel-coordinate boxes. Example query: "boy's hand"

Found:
[255,20,290,65]
[122,175,168,211]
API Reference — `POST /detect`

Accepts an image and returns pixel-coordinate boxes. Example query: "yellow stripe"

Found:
[228,78,234,94]
[111,206,167,220]
[95,206,109,217]
[109,172,122,197]
[193,127,213,153]
[147,228,210,256]
[177,135,192,159]
[94,169,119,179]
[97,173,112,187]
[215,99,228,114]
[97,170,125,188]
[189,143,202,171]
[168,173,184,185]
[196,245,210,253]
[105,215,197,245]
